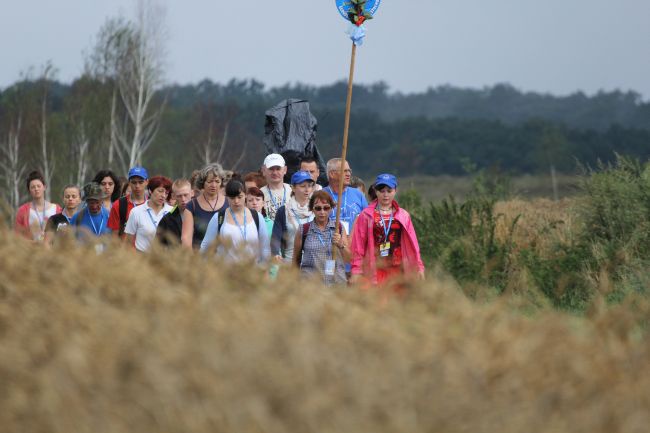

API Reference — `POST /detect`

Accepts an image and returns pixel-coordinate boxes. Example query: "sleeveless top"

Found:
[186,197,229,249]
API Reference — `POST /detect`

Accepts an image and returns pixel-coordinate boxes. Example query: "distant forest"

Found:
[2,77,650,200]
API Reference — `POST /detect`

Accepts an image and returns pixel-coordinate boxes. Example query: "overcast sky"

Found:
[2,0,650,98]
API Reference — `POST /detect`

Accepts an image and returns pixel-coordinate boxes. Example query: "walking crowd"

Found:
[15,154,425,288]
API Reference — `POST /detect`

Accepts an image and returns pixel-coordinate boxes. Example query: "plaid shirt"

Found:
[299,220,346,285]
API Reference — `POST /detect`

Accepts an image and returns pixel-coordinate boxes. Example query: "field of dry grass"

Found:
[1,226,649,433]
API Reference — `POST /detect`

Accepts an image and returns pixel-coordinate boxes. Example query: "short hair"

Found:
[172,178,191,191]
[93,170,121,202]
[147,176,173,200]
[196,163,225,190]
[300,157,318,166]
[350,176,365,190]
[225,179,246,198]
[246,186,264,198]
[26,170,45,192]
[243,171,266,188]
[62,184,81,196]
[309,190,336,211]
[326,158,342,173]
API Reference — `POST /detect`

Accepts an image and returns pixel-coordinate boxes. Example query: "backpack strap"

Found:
[216,208,227,234]
[118,196,129,236]
[251,209,260,232]
[296,222,312,267]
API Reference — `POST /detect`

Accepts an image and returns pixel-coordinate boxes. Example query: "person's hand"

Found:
[273,255,283,264]
[332,232,346,248]
[417,270,425,281]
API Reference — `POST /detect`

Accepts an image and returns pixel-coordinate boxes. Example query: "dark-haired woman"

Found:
[93,170,122,211]
[350,174,425,287]
[293,190,349,285]
[182,163,229,249]
[124,176,173,252]
[200,180,270,262]
[15,170,61,241]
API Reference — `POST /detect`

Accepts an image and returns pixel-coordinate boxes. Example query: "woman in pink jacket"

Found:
[350,173,425,286]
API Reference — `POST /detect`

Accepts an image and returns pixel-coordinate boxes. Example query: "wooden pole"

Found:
[334,42,357,244]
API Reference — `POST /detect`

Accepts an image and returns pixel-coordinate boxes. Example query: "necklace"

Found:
[203,193,219,211]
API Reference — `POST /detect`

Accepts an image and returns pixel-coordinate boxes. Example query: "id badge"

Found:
[95,244,105,255]
[380,242,391,257]
[324,259,336,276]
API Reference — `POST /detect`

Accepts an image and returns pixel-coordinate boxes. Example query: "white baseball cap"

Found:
[263,153,285,168]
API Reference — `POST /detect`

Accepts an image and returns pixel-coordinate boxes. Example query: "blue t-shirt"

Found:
[71,207,112,238]
[323,186,368,234]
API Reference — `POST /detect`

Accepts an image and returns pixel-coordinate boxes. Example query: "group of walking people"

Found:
[15,154,425,287]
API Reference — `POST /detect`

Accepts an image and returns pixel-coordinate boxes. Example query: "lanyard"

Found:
[291,209,311,226]
[32,201,47,231]
[268,187,286,210]
[326,187,347,219]
[62,210,73,225]
[146,207,167,229]
[379,211,394,243]
[87,209,105,235]
[229,208,247,241]
[314,225,333,251]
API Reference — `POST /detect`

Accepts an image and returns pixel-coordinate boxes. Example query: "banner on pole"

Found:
[335,0,381,22]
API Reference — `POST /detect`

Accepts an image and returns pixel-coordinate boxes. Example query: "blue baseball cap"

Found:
[291,170,315,185]
[374,173,397,189]
[128,166,149,180]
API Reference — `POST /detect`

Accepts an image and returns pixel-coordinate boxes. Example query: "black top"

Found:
[156,206,183,247]
[185,198,229,249]
[45,212,73,233]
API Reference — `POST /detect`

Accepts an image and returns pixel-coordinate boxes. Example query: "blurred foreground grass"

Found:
[1,229,649,433]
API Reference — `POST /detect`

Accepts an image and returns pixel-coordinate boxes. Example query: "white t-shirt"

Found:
[29,203,59,240]
[124,202,173,252]
[261,184,292,221]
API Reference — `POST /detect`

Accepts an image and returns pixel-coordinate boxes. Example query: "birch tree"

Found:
[116,0,167,170]
[194,102,247,169]
[86,1,167,173]
[0,115,27,219]
[37,63,56,200]
[85,17,132,171]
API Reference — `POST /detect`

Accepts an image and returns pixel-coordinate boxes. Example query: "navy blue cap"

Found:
[374,173,397,189]
[128,166,149,180]
[291,170,315,185]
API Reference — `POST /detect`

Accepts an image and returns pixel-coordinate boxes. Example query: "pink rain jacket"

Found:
[350,201,425,284]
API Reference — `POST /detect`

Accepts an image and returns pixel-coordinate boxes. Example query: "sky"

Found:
[1,0,650,98]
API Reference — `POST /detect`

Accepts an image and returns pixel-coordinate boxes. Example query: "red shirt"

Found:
[372,208,403,269]
[108,196,145,235]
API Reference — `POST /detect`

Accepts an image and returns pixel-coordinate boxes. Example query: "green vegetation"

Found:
[404,155,650,312]
[1,79,649,201]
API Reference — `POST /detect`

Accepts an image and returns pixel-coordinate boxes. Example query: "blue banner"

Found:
[336,0,381,21]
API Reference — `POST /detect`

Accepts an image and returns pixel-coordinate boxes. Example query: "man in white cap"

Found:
[260,153,292,221]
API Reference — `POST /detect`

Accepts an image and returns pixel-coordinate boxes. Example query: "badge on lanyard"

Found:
[324,259,336,276]
[379,211,393,257]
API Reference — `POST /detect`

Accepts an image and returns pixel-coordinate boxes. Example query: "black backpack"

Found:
[118,196,129,236]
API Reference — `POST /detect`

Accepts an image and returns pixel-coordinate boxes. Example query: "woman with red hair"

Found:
[124,175,173,252]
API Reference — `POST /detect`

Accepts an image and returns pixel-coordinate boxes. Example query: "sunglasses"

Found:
[313,206,332,212]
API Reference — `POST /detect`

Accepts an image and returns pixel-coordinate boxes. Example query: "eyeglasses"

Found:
[313,206,332,212]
